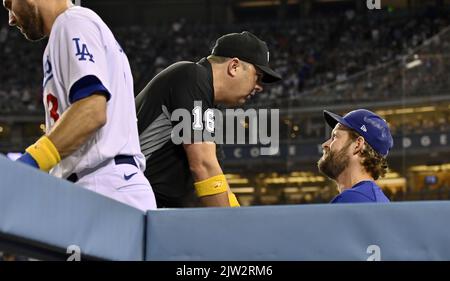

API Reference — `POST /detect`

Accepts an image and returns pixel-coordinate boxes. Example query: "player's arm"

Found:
[16,93,107,171]
[184,142,240,207]
[47,93,107,158]
[16,18,111,172]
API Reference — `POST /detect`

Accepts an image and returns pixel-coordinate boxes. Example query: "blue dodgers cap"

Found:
[323,109,394,157]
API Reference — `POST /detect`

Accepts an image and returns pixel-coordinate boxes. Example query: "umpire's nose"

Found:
[255,83,263,93]
[8,11,16,26]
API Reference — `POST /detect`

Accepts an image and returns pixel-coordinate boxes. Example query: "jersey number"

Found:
[47,93,60,123]
[192,106,214,133]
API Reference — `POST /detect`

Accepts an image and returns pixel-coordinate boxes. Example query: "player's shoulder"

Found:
[337,189,374,202]
[159,61,204,84]
[139,59,212,101]
[339,181,380,202]
[167,60,197,72]
[178,60,212,95]
[61,6,100,22]
[137,61,197,99]
[52,6,102,32]
[351,181,379,195]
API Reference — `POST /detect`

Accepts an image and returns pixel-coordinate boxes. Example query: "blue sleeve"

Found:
[16,152,39,169]
[69,75,111,104]
[331,191,374,203]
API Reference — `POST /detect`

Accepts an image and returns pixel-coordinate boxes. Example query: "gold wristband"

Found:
[194,174,228,197]
[25,136,61,172]
[228,192,240,207]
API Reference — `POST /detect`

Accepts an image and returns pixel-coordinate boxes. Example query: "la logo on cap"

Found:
[360,125,367,132]
[267,51,270,63]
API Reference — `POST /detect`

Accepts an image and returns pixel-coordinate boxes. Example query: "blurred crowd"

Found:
[117,9,450,108]
[278,109,450,141]
[1,9,450,114]
[0,25,44,114]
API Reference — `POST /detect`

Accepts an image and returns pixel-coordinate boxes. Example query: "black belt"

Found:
[67,155,137,183]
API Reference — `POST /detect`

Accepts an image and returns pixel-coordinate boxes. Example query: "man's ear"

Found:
[227,57,240,78]
[353,136,365,155]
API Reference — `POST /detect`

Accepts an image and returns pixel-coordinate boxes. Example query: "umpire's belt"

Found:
[67,155,137,183]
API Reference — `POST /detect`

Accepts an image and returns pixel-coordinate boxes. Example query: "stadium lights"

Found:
[384,172,401,179]
[227,178,250,184]
[298,187,320,193]
[264,176,325,184]
[410,164,450,172]
[290,171,313,177]
[377,106,436,116]
[415,106,436,113]
[225,174,246,179]
[405,55,422,69]
[377,178,406,186]
[284,187,299,193]
[406,59,422,69]
[394,108,414,114]
[231,187,255,193]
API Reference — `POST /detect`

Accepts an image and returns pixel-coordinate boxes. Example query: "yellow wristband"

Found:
[25,136,61,172]
[194,174,228,197]
[228,192,240,207]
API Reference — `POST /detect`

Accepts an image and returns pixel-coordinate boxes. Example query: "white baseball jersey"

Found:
[42,6,145,178]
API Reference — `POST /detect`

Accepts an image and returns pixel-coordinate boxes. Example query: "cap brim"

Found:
[255,64,282,84]
[323,110,352,129]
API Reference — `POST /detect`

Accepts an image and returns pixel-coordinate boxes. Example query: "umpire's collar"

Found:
[196,57,214,102]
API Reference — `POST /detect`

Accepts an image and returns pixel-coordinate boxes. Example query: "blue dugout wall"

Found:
[1,155,449,261]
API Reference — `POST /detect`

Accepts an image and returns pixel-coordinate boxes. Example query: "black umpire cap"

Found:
[211,31,282,84]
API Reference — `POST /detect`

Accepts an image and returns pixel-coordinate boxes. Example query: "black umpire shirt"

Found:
[136,58,215,208]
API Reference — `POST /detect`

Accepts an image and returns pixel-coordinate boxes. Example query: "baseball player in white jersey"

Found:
[3,0,156,211]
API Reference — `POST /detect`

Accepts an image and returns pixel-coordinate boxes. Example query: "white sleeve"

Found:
[52,17,111,103]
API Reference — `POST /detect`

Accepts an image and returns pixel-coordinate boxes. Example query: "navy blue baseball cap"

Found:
[323,109,394,157]
[211,31,282,84]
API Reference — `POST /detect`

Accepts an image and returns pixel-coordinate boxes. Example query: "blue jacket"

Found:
[330,180,390,203]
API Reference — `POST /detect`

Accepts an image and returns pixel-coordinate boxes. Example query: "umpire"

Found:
[136,31,282,208]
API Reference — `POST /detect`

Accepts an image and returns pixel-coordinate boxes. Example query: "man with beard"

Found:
[3,0,156,211]
[318,109,393,203]
[136,31,282,208]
